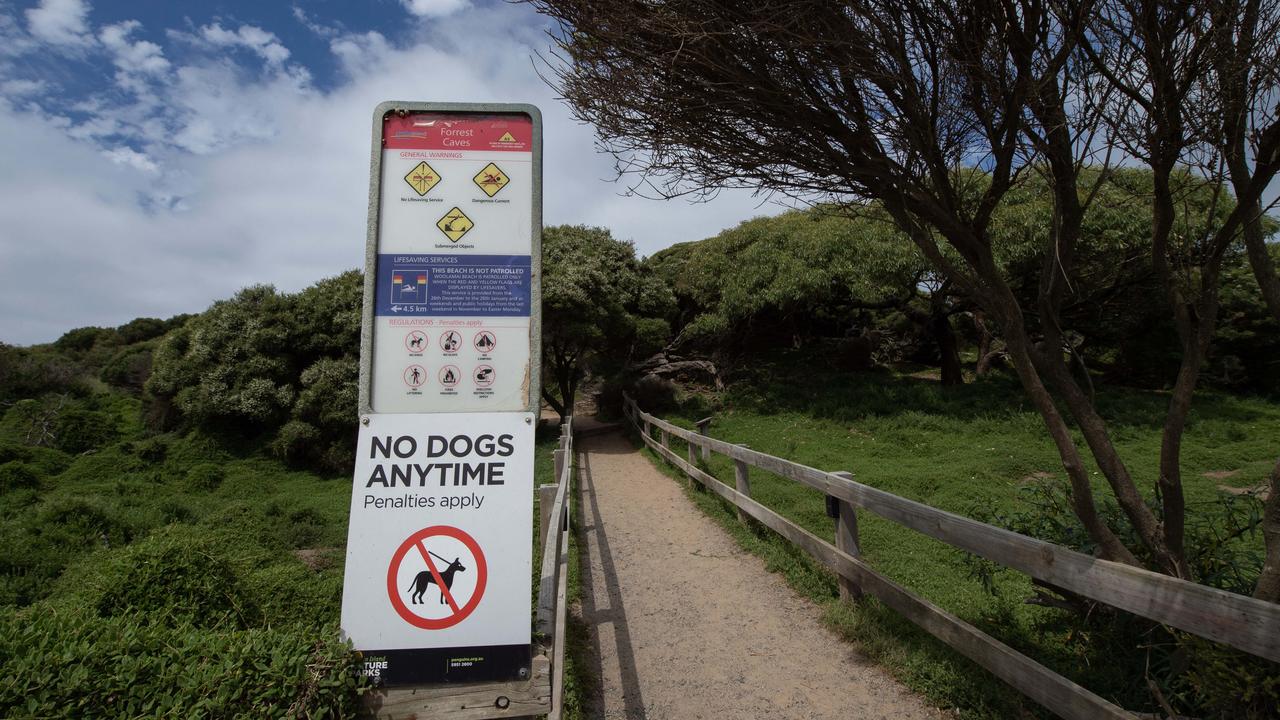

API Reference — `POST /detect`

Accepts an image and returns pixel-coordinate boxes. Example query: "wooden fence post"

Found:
[539,483,558,550]
[553,448,566,482]
[831,470,863,601]
[695,417,712,462]
[734,444,751,524]
[660,429,669,449]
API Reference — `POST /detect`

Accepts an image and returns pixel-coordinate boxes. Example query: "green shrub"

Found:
[128,435,170,462]
[157,499,196,524]
[39,498,138,548]
[0,610,369,718]
[186,463,226,491]
[0,462,38,492]
[1179,634,1280,719]
[100,343,154,392]
[272,420,321,466]
[52,408,120,454]
[94,529,257,629]
[0,441,71,477]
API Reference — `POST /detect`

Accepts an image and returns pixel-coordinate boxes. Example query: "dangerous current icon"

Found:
[387,526,488,630]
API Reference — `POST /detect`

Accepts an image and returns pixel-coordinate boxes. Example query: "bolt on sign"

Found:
[343,102,542,688]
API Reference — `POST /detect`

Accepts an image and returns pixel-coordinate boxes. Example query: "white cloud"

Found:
[0,78,46,97]
[0,3,778,345]
[100,21,169,75]
[102,146,159,173]
[291,5,339,39]
[329,31,392,77]
[25,0,93,47]
[400,0,470,18]
[198,22,290,66]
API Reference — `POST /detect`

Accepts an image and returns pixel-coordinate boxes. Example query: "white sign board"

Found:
[341,412,535,685]
[368,111,537,414]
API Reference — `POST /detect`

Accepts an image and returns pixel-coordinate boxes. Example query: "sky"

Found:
[0,0,781,346]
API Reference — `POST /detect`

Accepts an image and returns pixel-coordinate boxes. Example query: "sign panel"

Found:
[341,412,535,685]
[366,109,539,414]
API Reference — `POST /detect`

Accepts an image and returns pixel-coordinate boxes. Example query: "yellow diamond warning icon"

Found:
[404,161,440,196]
[473,163,510,197]
[498,132,517,143]
[436,207,474,242]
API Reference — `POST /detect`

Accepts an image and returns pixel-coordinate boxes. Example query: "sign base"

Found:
[365,651,551,720]
[364,643,532,686]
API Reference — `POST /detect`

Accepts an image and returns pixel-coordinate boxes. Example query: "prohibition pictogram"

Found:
[440,330,462,353]
[439,365,461,388]
[404,364,426,388]
[436,207,474,242]
[404,161,441,196]
[473,331,496,353]
[386,525,487,630]
[472,163,509,197]
[404,330,428,353]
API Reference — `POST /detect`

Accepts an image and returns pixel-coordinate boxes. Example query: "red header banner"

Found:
[384,113,533,152]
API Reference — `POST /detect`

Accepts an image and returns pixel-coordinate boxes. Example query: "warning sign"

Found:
[436,207,474,242]
[404,161,441,196]
[472,163,509,197]
[340,412,535,686]
[388,526,487,630]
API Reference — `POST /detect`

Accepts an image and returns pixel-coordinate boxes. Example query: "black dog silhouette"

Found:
[407,557,466,605]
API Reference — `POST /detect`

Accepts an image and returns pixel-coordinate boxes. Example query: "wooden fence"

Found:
[535,416,575,720]
[622,393,1280,720]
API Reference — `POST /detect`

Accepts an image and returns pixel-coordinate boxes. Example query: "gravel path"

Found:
[574,429,946,719]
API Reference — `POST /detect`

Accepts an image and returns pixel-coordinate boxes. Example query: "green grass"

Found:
[1,389,582,718]
[635,355,1280,719]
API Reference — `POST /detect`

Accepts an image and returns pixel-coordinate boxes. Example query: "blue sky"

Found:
[0,0,778,345]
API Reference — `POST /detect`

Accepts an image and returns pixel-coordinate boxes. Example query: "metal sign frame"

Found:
[358,101,543,416]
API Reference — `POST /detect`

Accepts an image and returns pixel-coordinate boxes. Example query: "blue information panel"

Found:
[375,254,532,317]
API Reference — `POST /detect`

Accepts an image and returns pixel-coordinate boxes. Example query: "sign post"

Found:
[341,102,543,699]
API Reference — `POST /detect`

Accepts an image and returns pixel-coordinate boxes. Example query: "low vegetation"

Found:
[643,354,1279,718]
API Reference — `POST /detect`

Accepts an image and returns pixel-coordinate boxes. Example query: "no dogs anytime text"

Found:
[361,432,517,511]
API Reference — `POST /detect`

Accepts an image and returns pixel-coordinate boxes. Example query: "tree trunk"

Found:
[1255,458,1280,602]
[541,389,566,423]
[932,311,963,386]
[973,312,994,377]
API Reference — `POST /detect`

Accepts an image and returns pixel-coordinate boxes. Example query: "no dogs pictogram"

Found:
[387,526,488,630]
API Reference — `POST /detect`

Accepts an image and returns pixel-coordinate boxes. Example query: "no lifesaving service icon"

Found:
[387,526,487,630]
[404,161,440,196]
[436,207,474,242]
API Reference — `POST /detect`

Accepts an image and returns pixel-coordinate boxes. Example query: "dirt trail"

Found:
[574,429,945,720]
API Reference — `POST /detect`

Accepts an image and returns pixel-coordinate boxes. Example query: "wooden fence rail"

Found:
[621,394,1280,720]
[535,417,574,720]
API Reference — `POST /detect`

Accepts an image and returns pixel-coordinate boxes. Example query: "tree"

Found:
[528,0,1280,586]
[541,225,674,422]
[649,208,972,383]
[1082,0,1280,593]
